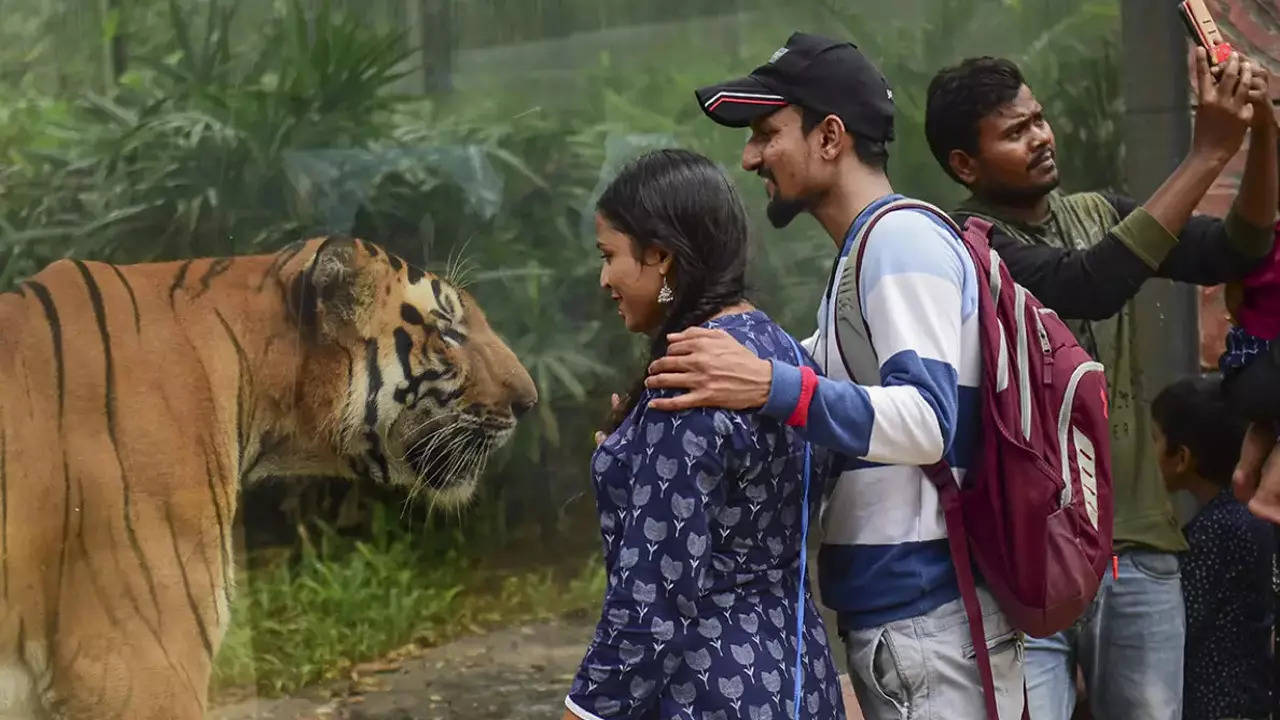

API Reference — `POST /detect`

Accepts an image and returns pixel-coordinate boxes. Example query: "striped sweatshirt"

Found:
[762,194,982,631]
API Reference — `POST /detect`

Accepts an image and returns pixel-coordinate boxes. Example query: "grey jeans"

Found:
[841,585,1026,720]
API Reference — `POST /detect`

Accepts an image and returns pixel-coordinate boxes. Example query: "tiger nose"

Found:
[512,398,536,419]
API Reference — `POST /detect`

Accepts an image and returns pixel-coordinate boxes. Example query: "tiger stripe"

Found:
[257,241,305,292]
[25,281,64,425]
[72,474,123,627]
[50,459,71,651]
[430,278,444,311]
[201,448,232,618]
[214,309,253,469]
[168,259,193,307]
[195,258,232,299]
[71,261,117,430]
[107,264,141,334]
[72,260,168,628]
[164,505,214,661]
[362,339,390,481]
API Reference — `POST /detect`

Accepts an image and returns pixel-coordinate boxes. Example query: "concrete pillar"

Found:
[1120,0,1199,392]
[1121,0,1200,523]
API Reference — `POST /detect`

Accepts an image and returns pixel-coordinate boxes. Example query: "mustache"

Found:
[1028,147,1055,170]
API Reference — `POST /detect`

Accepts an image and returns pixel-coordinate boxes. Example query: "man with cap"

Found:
[644,32,1026,719]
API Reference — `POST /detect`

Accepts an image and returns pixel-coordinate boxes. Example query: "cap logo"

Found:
[886,88,894,100]
[768,47,789,64]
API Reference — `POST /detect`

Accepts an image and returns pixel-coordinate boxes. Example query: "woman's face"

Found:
[596,212,671,334]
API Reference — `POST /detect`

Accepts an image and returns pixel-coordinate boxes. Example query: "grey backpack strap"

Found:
[830,198,957,384]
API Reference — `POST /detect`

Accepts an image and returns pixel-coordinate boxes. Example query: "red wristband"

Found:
[785,366,818,427]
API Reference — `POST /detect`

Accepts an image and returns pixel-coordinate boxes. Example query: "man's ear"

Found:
[817,114,848,161]
[289,237,362,338]
[948,148,980,186]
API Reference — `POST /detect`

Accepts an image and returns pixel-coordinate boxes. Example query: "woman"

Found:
[562,149,845,720]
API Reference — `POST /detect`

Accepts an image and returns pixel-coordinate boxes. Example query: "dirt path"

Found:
[210,617,864,720]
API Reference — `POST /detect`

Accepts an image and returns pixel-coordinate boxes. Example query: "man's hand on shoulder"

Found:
[645,327,772,412]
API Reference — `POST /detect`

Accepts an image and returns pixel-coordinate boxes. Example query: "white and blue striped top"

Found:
[761,193,982,631]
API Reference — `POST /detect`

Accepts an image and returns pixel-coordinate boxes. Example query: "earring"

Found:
[657,276,674,305]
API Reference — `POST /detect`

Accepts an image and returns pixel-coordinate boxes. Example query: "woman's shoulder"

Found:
[636,388,747,430]
[699,309,810,365]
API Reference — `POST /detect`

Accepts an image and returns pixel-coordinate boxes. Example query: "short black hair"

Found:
[799,105,889,171]
[1151,374,1247,487]
[924,57,1026,184]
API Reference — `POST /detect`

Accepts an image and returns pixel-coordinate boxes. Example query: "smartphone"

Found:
[1179,0,1234,66]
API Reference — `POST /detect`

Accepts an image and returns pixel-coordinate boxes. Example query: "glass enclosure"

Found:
[0,0,1123,716]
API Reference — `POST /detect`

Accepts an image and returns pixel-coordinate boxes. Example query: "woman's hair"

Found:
[596,148,750,431]
[1151,373,1247,487]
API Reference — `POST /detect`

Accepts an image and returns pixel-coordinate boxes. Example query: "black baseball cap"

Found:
[694,32,895,142]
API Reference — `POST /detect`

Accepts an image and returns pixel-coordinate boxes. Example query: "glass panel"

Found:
[0,1,1121,717]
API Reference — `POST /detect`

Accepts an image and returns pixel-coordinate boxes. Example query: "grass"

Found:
[210,504,605,699]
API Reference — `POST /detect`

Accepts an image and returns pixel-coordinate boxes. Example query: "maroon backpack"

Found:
[839,199,1114,720]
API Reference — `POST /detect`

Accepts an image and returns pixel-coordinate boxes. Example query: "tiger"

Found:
[0,235,538,719]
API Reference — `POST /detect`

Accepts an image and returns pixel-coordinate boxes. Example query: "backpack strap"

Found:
[827,199,932,385]
[924,466,1001,720]
[781,333,813,719]
[838,200,1004,720]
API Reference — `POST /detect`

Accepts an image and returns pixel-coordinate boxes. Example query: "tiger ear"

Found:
[288,237,363,338]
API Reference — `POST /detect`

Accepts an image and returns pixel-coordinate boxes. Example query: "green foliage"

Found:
[818,0,1124,204]
[0,0,1126,696]
[211,503,606,697]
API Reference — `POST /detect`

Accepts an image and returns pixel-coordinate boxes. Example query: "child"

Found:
[1220,150,1280,521]
[1153,375,1276,720]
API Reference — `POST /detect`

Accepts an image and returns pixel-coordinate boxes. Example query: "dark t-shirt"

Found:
[1182,490,1276,720]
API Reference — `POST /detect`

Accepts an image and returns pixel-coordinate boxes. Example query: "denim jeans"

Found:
[1025,550,1186,720]
[842,584,1027,720]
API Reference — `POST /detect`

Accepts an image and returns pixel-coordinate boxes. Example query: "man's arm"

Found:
[647,213,966,465]
[983,186,1272,323]
[759,212,967,465]
[980,53,1274,321]
[1140,50,1268,253]
[982,223,1153,321]
[1116,78,1276,286]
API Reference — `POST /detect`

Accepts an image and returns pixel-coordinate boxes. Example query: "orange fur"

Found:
[0,237,536,719]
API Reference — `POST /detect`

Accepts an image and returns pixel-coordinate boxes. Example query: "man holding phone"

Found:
[922,45,1276,720]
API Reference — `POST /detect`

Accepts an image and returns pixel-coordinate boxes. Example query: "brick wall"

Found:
[1196,0,1279,369]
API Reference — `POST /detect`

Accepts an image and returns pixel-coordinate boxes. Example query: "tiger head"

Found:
[280,237,538,506]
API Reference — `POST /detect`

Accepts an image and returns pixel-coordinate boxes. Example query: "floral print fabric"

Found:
[566,311,846,720]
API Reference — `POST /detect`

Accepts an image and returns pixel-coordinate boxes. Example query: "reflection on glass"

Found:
[0,1,1120,717]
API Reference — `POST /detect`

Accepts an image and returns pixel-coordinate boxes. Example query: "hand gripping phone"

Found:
[1179,0,1234,66]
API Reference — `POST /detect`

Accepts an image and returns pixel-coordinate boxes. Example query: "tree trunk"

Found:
[419,0,454,94]
[102,0,126,90]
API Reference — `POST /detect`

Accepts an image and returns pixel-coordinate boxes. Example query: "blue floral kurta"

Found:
[567,311,846,720]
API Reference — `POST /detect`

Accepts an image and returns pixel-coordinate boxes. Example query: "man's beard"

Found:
[980,172,1061,208]
[766,193,808,228]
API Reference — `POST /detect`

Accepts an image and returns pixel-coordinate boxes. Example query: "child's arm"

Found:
[1223,340,1280,423]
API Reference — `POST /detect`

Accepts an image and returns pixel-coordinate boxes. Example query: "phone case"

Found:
[1179,0,1234,65]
